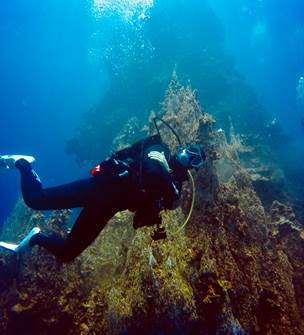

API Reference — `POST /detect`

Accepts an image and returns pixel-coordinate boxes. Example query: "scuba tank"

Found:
[90,134,165,178]
[90,117,198,241]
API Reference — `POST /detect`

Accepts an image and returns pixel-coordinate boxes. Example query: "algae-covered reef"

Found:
[0,79,304,334]
[66,0,267,166]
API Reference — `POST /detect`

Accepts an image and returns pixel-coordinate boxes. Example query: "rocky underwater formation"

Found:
[0,78,304,335]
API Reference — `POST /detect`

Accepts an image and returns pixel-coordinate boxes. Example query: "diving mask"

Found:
[177,144,205,169]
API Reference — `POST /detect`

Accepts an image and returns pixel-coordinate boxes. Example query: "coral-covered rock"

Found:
[0,79,304,334]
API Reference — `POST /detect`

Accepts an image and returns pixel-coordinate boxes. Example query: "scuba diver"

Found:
[297,76,304,105]
[264,117,285,144]
[0,118,205,262]
[296,76,304,128]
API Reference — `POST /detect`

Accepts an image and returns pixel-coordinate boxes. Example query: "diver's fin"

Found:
[0,242,18,252]
[0,227,40,253]
[15,227,40,253]
[0,155,35,170]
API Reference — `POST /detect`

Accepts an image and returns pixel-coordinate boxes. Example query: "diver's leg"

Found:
[16,159,96,210]
[30,206,115,262]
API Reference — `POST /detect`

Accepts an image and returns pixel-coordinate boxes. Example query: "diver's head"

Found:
[177,144,206,170]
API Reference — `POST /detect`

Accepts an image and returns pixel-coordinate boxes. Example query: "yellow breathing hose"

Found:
[175,170,196,233]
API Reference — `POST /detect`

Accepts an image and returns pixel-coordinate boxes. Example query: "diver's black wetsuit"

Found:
[16,136,188,262]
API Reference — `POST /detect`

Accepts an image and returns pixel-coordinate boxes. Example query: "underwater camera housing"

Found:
[150,210,167,241]
[151,221,167,241]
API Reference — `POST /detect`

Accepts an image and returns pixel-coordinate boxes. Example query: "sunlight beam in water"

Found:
[92,0,154,22]
[88,0,154,75]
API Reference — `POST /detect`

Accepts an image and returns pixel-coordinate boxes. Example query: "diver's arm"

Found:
[142,145,186,210]
[132,149,186,229]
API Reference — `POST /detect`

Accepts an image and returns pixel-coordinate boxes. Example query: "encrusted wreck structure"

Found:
[0,78,303,334]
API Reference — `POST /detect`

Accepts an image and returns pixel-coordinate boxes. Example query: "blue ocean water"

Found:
[0,1,107,226]
[1,0,304,227]
[210,0,304,134]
